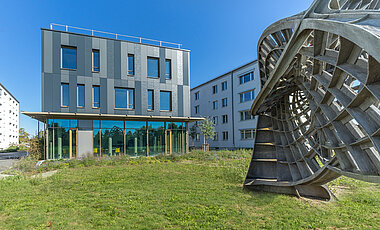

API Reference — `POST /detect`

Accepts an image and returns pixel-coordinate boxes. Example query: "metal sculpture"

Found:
[245,0,380,199]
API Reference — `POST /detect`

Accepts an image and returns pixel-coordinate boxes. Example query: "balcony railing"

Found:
[49,23,183,49]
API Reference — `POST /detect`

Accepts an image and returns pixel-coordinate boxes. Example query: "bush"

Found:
[28,136,44,160]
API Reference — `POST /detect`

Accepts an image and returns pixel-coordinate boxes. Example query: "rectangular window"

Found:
[92,50,100,72]
[212,100,218,110]
[165,59,171,79]
[239,72,254,84]
[148,90,154,111]
[128,54,135,75]
[212,85,218,94]
[195,92,199,100]
[196,133,200,141]
[160,91,172,111]
[241,129,256,140]
[115,88,134,109]
[240,110,254,121]
[213,132,218,141]
[221,81,227,91]
[213,116,218,125]
[240,90,255,103]
[222,98,227,107]
[222,115,228,124]
[195,105,199,114]
[222,131,228,141]
[61,46,77,70]
[147,57,159,78]
[77,84,85,107]
[61,83,69,107]
[92,86,100,108]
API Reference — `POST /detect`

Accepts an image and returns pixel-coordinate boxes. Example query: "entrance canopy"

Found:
[22,111,204,123]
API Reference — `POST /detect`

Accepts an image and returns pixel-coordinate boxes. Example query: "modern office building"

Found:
[190,60,260,149]
[0,83,19,150]
[23,25,202,159]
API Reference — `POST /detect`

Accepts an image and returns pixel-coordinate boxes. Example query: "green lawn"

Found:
[0,150,379,229]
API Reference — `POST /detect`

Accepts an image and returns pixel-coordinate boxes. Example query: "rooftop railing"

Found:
[49,23,183,49]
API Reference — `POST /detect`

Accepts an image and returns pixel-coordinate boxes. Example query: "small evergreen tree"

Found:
[199,117,215,150]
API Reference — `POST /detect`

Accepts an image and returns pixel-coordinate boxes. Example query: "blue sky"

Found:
[0,0,313,135]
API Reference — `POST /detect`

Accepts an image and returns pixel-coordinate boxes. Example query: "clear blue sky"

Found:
[0,0,313,135]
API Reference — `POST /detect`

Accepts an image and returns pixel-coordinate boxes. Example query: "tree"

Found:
[199,117,215,151]
[19,128,30,145]
[189,124,198,147]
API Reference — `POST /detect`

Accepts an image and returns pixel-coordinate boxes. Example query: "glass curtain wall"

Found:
[167,122,186,154]
[47,119,77,159]
[47,119,187,159]
[148,122,165,156]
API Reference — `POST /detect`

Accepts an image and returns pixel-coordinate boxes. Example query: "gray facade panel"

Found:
[183,52,189,86]
[52,32,61,74]
[135,81,142,114]
[107,40,114,79]
[100,78,108,114]
[69,75,77,113]
[178,85,184,117]
[114,40,121,79]
[41,29,190,118]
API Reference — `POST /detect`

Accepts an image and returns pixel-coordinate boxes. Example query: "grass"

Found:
[0,150,379,229]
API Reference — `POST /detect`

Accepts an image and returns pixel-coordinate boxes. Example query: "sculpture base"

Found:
[243,184,335,201]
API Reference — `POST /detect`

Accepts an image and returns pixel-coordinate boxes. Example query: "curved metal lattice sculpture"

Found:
[245,0,380,199]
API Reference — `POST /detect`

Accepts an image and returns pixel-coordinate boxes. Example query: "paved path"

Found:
[0,151,27,172]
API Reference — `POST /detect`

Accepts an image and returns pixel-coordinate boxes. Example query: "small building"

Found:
[23,25,202,159]
[0,83,19,150]
[190,61,260,149]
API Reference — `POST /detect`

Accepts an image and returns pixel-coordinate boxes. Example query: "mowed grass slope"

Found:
[0,150,379,229]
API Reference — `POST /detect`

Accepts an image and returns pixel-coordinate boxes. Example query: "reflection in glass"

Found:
[160,91,172,111]
[147,57,159,78]
[148,122,165,156]
[61,46,77,70]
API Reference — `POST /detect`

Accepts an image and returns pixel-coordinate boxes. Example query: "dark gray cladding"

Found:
[245,0,380,200]
[41,28,190,117]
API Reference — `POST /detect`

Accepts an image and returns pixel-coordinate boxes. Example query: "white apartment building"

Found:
[190,60,260,149]
[0,83,19,150]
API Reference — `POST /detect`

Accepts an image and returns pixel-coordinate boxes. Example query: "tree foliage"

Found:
[19,128,30,144]
[199,117,215,144]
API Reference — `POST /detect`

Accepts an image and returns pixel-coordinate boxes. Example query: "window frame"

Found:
[92,49,100,72]
[160,91,172,112]
[61,83,69,107]
[128,54,135,76]
[212,100,218,110]
[239,89,255,103]
[240,129,256,140]
[222,98,228,107]
[195,105,199,114]
[213,116,218,125]
[61,46,77,70]
[239,72,254,84]
[212,85,218,94]
[92,85,100,109]
[77,84,85,108]
[222,131,228,141]
[195,92,199,100]
[148,89,154,111]
[222,114,228,124]
[114,87,135,110]
[165,59,171,79]
[147,56,160,78]
[221,81,227,91]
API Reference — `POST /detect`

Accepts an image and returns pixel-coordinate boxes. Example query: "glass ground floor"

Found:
[45,119,188,160]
